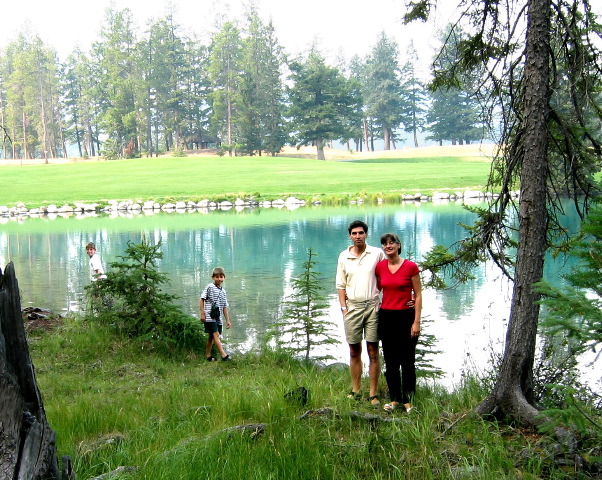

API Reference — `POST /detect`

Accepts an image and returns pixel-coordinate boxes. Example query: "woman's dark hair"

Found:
[348,220,368,234]
[380,233,402,254]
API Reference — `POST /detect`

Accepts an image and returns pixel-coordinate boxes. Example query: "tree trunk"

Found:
[476,0,551,428]
[0,262,66,479]
[316,139,325,160]
[362,118,370,152]
[383,125,391,150]
[22,111,28,160]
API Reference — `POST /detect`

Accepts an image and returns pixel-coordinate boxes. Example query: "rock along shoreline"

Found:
[0,190,517,221]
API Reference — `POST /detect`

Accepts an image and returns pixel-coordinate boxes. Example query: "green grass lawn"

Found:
[0,151,494,206]
[28,319,581,480]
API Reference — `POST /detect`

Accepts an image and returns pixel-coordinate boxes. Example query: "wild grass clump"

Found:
[28,317,601,480]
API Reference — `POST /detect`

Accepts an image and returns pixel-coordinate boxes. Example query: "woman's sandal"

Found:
[383,402,399,412]
[369,395,381,408]
[206,356,217,362]
[222,355,231,361]
[347,391,362,401]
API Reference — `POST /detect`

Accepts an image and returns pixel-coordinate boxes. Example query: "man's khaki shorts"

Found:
[343,299,379,344]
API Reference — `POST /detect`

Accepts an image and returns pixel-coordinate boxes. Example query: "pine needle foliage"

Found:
[268,248,338,361]
[85,238,203,351]
[536,202,602,434]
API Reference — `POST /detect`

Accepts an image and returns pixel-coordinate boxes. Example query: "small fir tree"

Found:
[415,315,444,380]
[538,204,602,354]
[536,203,602,432]
[86,238,202,350]
[268,248,338,361]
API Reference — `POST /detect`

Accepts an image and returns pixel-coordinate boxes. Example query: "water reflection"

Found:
[0,202,587,387]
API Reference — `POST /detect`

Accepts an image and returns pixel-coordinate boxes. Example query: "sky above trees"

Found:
[3,0,457,69]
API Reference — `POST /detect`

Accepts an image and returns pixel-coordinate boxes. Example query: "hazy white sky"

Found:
[2,0,456,65]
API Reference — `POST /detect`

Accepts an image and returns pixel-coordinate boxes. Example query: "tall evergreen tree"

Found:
[207,21,243,155]
[426,25,483,146]
[139,15,189,155]
[400,43,428,147]
[406,0,602,429]
[426,86,482,145]
[346,54,370,152]
[363,32,405,150]
[2,34,62,159]
[93,7,140,159]
[62,48,101,157]
[0,54,9,159]
[180,38,212,151]
[287,48,361,160]
[238,9,287,156]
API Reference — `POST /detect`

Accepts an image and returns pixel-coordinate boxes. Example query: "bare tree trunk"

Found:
[476,0,551,427]
[22,111,28,160]
[362,118,370,152]
[316,138,325,160]
[0,262,66,479]
[383,124,391,150]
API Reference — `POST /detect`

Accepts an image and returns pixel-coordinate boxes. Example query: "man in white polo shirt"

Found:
[336,220,385,407]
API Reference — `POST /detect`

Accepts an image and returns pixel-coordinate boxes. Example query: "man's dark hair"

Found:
[348,220,368,234]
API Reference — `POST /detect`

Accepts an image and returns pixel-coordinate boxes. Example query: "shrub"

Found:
[86,238,204,351]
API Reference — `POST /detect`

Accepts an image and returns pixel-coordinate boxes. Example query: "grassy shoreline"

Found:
[0,145,496,207]
[29,318,584,480]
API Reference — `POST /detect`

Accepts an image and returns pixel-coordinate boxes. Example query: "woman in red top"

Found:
[375,233,422,412]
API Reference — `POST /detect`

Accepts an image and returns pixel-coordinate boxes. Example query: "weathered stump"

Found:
[0,262,65,480]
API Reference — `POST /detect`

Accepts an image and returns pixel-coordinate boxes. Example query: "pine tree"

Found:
[207,21,243,155]
[400,43,428,147]
[538,204,602,356]
[238,9,287,156]
[287,49,361,160]
[268,248,338,362]
[363,32,405,150]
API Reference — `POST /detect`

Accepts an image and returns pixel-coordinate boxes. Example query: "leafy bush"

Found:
[86,238,204,351]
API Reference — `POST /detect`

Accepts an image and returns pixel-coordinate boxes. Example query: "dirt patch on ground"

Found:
[22,307,63,333]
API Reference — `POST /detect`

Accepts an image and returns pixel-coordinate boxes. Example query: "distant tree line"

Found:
[0,6,485,160]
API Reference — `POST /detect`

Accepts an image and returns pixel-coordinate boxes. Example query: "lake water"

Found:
[1,200,596,389]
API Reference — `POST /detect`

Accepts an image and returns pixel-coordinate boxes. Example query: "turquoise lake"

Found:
[2,200,596,388]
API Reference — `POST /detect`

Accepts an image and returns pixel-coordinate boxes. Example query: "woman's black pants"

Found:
[378,308,418,404]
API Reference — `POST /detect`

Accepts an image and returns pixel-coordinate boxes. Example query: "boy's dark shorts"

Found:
[204,321,223,335]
